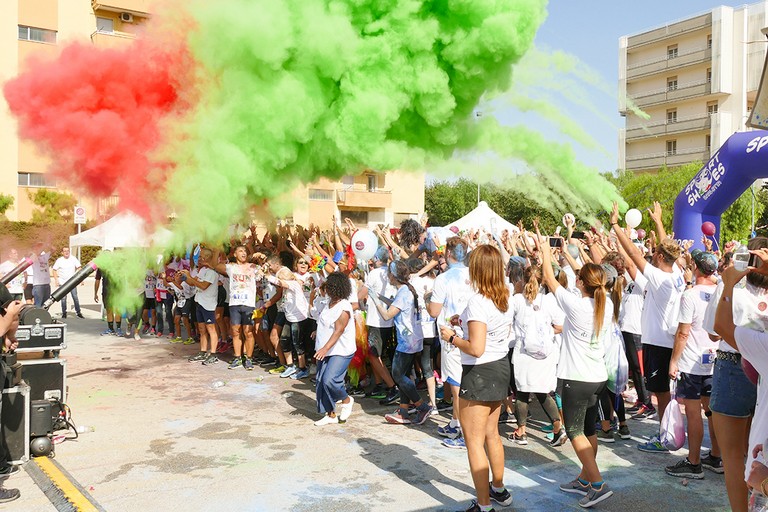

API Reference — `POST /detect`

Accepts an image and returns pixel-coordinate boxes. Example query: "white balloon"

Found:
[562,213,575,226]
[350,229,378,261]
[625,208,642,229]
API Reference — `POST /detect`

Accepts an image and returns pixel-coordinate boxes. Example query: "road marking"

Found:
[25,456,104,511]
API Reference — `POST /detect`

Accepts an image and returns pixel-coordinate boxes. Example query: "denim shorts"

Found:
[709,356,757,418]
[676,372,712,400]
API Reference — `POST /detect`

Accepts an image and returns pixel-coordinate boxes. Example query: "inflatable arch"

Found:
[672,130,768,251]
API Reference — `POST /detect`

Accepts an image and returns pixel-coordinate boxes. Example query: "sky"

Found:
[518,0,748,174]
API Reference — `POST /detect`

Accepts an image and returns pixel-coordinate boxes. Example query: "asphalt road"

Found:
[10,280,730,511]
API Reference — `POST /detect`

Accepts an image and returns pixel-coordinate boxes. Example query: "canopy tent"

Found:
[448,201,519,235]
[69,212,172,249]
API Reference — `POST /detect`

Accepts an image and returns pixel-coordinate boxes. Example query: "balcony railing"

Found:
[90,29,136,47]
[630,80,712,108]
[627,13,711,49]
[336,189,392,209]
[626,114,711,140]
[624,146,710,171]
[627,47,711,80]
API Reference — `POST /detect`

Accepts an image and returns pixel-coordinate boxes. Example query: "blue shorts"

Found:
[229,305,254,326]
[676,372,712,400]
[195,304,215,324]
[709,355,757,417]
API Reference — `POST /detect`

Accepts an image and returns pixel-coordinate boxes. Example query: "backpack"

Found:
[519,295,555,360]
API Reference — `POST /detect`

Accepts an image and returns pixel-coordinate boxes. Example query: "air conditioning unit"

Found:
[120,12,133,23]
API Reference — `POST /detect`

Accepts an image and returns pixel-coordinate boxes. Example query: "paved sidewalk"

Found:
[11,290,729,511]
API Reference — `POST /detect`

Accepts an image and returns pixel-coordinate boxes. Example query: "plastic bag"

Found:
[659,380,686,451]
[605,324,629,394]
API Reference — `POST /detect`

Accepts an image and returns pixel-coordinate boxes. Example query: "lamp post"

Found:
[474,110,483,206]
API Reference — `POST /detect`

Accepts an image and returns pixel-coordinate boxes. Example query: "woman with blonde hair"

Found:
[536,225,614,509]
[439,245,514,512]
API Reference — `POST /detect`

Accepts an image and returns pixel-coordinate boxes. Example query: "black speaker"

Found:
[19,358,66,402]
[30,400,52,437]
[1,384,30,465]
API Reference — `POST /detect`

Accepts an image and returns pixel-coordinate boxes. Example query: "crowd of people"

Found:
[2,202,768,511]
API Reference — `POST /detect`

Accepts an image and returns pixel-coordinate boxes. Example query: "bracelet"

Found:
[762,476,768,496]
[449,335,455,345]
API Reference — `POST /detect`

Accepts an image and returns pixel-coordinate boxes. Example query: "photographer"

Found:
[0,285,23,503]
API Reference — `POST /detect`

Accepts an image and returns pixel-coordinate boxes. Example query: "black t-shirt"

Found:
[96,269,110,295]
[0,283,12,308]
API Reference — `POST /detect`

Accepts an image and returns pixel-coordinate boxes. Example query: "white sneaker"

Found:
[314,415,339,426]
[339,397,354,422]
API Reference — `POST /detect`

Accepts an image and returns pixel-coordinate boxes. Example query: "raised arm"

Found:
[648,201,667,242]
[610,201,647,274]
[535,223,560,294]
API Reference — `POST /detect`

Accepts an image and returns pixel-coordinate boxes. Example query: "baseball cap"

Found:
[693,251,718,276]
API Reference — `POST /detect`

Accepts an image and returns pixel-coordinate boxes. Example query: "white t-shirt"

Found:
[348,278,359,307]
[226,263,258,308]
[52,255,80,283]
[410,274,437,339]
[144,270,157,299]
[512,292,564,393]
[676,284,718,375]
[460,292,514,366]
[0,260,25,294]
[283,280,309,323]
[704,281,768,353]
[619,273,646,335]
[640,264,686,348]
[554,286,612,383]
[392,285,423,354]
[169,281,195,303]
[430,264,473,337]
[734,327,768,482]
[32,252,51,286]
[315,299,356,357]
[365,266,396,328]
[193,267,219,311]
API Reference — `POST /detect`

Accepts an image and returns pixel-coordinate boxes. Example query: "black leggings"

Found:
[622,331,649,406]
[515,391,559,428]
[560,379,606,440]
[597,388,626,425]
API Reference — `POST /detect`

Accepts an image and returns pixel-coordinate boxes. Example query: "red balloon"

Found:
[701,221,716,237]
[636,228,646,240]
[742,358,760,386]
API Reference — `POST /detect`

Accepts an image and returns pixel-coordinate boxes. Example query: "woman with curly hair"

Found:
[312,272,356,426]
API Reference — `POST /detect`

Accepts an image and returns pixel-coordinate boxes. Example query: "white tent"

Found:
[69,212,172,249]
[448,201,519,234]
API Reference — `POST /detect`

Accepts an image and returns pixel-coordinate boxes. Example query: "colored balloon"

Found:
[350,229,378,261]
[636,228,646,240]
[625,208,642,229]
[701,222,716,236]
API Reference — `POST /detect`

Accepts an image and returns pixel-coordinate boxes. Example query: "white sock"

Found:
[449,418,460,429]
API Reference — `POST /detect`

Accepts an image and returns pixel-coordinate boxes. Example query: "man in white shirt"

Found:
[30,243,52,307]
[180,248,220,366]
[52,247,83,319]
[0,249,26,301]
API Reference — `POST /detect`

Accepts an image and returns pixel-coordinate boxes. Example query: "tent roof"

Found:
[69,212,171,249]
[448,201,518,234]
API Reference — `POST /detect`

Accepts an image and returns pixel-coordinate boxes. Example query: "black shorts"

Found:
[677,372,713,400]
[261,304,278,331]
[561,379,606,439]
[368,326,394,357]
[460,357,510,402]
[174,300,192,317]
[24,284,33,301]
[143,297,156,310]
[217,286,226,308]
[643,344,673,393]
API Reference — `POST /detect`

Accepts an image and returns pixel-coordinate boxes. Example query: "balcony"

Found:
[91,0,151,15]
[627,47,711,80]
[336,189,392,209]
[627,13,711,49]
[90,30,136,48]
[624,146,710,171]
[626,114,711,140]
[630,80,712,108]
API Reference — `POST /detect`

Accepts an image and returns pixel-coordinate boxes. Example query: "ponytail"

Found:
[389,260,420,318]
[523,266,542,304]
[593,286,606,341]
[611,275,624,322]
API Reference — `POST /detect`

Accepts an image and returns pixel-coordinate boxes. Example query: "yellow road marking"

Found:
[34,457,98,512]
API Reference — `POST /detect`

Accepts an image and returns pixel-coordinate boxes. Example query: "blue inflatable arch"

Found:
[672,130,768,251]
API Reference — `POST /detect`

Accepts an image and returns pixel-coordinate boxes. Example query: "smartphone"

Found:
[750,253,760,268]
[571,231,586,240]
[549,238,563,248]
[734,251,750,271]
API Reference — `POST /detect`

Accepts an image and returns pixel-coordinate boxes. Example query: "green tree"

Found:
[28,189,77,224]
[0,194,14,217]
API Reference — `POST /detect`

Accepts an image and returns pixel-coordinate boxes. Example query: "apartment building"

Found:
[0,0,425,228]
[618,2,768,172]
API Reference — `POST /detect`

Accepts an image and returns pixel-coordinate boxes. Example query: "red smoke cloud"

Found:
[3,39,189,218]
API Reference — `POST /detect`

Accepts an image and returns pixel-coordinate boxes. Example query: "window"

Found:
[96,17,114,33]
[666,140,677,156]
[367,174,377,192]
[341,175,354,188]
[667,76,678,91]
[17,172,56,187]
[707,34,712,49]
[706,135,711,151]
[707,101,719,115]
[666,109,677,124]
[339,210,368,225]
[17,25,56,44]
[706,68,712,83]
[308,189,333,201]
[667,44,678,59]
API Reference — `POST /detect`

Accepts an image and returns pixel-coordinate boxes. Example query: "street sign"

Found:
[74,205,86,225]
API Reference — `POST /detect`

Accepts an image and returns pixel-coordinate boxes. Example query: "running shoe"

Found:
[149,328,156,336]
[579,483,613,508]
[442,437,466,449]
[429,406,439,416]
[437,424,462,439]
[280,365,297,378]
[260,356,278,367]
[498,411,513,424]
[202,354,219,366]
[156,331,163,337]
[243,358,254,371]
[618,425,631,440]
[665,458,704,479]
[115,328,124,337]
[338,397,355,423]
[637,435,669,453]
[540,424,554,433]
[228,357,243,370]
[167,332,174,339]
[269,365,287,375]
[348,386,366,397]
[183,338,196,345]
[0,465,20,477]
[291,368,310,380]
[309,364,317,376]
[170,337,184,343]
[76,312,85,319]
[413,405,431,425]
[701,453,724,474]
[379,387,400,406]
[142,325,150,335]
[456,499,494,512]
[314,415,339,426]
[550,429,568,447]
[597,429,615,443]
[366,384,387,399]
[100,328,115,336]
[134,330,141,341]
[385,409,412,425]
[489,484,513,507]
[188,351,207,362]
[560,478,590,496]
[510,432,528,445]
[216,340,229,354]
[630,404,657,420]
[0,487,20,504]
[435,399,453,412]
[626,403,643,413]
